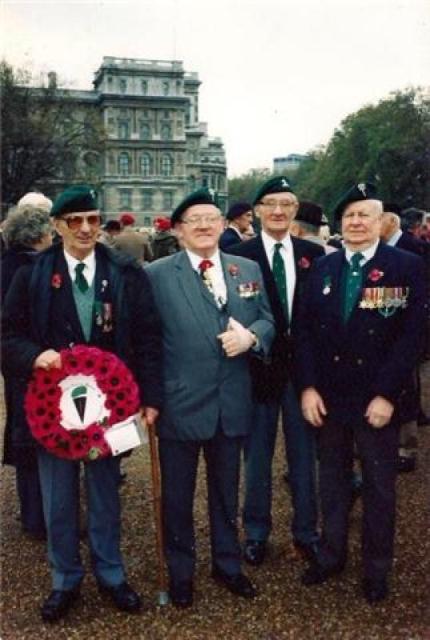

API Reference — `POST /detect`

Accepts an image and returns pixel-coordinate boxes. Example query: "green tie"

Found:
[74,263,89,293]
[273,243,289,323]
[343,252,364,322]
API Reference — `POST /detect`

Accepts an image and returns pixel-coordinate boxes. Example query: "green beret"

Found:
[333,182,378,220]
[171,188,218,226]
[253,176,294,206]
[50,184,98,218]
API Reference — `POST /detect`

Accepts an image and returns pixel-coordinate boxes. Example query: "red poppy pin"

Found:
[228,263,240,278]
[368,268,384,283]
[51,273,62,289]
[298,256,311,270]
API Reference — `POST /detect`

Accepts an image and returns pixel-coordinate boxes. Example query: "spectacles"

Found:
[259,200,297,212]
[181,214,222,227]
[60,214,101,230]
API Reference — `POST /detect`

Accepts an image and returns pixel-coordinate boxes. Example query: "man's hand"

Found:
[365,396,394,429]
[217,317,256,357]
[301,387,327,427]
[33,349,61,370]
[141,406,159,427]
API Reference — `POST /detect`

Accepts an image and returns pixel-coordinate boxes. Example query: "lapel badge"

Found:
[322,275,331,295]
[357,183,367,196]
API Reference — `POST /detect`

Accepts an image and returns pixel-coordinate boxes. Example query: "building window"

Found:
[119,189,132,209]
[120,78,127,93]
[118,121,129,139]
[140,122,151,140]
[144,216,151,226]
[163,110,169,119]
[160,124,171,141]
[141,80,148,95]
[163,191,173,210]
[140,153,153,176]
[161,154,173,177]
[142,190,153,210]
[163,81,169,96]
[202,176,208,187]
[176,80,181,94]
[118,152,131,176]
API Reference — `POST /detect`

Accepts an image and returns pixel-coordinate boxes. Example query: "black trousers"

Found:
[317,414,399,581]
[159,427,244,583]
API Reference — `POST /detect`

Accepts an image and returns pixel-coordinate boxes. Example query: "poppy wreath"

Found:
[24,345,140,462]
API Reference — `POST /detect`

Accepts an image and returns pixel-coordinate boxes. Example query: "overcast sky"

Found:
[2,0,429,176]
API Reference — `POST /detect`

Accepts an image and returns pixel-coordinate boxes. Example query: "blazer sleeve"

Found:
[246,262,275,357]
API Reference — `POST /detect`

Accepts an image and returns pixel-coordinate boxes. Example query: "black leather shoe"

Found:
[293,540,319,563]
[301,562,344,587]
[397,456,417,473]
[98,581,142,613]
[362,578,388,604]
[41,588,80,622]
[212,568,256,598]
[169,580,193,608]
[243,540,267,566]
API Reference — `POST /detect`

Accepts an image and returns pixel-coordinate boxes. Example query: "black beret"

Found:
[51,185,98,218]
[296,201,327,227]
[104,220,121,232]
[226,201,252,221]
[383,202,402,215]
[171,188,218,226]
[333,182,378,220]
[253,176,294,206]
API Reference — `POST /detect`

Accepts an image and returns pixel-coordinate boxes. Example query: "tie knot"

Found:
[199,259,214,273]
[75,262,86,276]
[274,243,283,253]
[350,252,363,269]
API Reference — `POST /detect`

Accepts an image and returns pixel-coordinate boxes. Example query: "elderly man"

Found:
[2,185,162,621]
[219,201,254,251]
[145,188,274,608]
[297,183,426,603]
[226,177,323,567]
[290,201,336,254]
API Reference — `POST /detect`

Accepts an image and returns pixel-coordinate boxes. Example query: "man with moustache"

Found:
[226,177,323,566]
[297,183,426,603]
[2,185,162,621]
[145,188,274,608]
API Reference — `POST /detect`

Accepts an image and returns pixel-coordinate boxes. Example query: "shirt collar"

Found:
[63,249,96,272]
[386,229,402,246]
[261,230,292,254]
[186,248,222,272]
[345,240,379,265]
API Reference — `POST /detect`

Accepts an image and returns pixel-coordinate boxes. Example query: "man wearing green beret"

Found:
[296,183,426,603]
[145,188,275,608]
[226,176,323,567]
[3,184,163,621]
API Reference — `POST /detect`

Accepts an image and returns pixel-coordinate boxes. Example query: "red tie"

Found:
[199,259,214,274]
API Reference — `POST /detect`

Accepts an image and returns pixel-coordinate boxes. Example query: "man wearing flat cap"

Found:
[2,184,163,621]
[226,176,323,567]
[296,183,426,603]
[290,201,336,254]
[219,201,253,251]
[145,187,275,608]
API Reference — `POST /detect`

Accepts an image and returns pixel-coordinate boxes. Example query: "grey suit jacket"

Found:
[145,250,275,440]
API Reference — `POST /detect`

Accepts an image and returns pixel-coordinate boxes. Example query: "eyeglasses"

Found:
[259,200,297,212]
[181,214,222,227]
[60,214,101,230]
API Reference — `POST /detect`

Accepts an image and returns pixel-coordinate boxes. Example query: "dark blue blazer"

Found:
[226,234,324,401]
[296,242,426,420]
[219,227,243,252]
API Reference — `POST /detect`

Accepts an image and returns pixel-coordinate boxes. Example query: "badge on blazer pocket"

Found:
[237,281,260,299]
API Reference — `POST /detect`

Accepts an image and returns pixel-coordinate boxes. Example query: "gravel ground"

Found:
[1,364,429,640]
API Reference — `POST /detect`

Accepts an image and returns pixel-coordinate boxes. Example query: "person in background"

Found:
[290,201,337,254]
[145,188,274,608]
[100,220,121,247]
[297,183,426,604]
[226,177,322,568]
[151,216,180,260]
[219,202,253,251]
[113,212,153,263]
[1,203,53,541]
[17,191,53,212]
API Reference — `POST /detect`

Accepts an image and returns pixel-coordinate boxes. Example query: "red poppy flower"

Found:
[368,268,384,283]
[298,256,311,269]
[51,273,62,289]
[228,264,240,277]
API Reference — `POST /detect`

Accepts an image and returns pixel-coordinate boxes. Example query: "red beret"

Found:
[119,212,136,226]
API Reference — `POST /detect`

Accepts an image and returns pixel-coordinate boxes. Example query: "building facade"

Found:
[273,153,306,174]
[48,57,228,225]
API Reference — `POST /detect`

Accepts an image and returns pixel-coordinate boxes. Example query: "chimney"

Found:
[48,71,57,89]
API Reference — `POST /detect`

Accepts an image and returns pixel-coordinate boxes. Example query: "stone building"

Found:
[48,57,228,225]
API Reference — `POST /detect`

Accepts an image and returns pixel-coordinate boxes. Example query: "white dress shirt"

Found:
[186,248,227,307]
[345,240,379,267]
[64,249,96,288]
[261,230,296,320]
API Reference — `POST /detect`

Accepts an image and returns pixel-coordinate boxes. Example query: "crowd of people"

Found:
[1,178,429,624]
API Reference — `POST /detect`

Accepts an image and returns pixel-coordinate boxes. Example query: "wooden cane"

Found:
[147,421,169,605]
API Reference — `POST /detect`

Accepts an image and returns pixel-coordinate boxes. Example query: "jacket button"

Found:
[333,355,340,362]
[368,329,375,335]
[357,358,363,365]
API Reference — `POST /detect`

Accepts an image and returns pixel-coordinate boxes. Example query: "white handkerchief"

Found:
[104,413,148,456]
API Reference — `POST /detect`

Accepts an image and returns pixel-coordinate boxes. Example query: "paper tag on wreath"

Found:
[104,413,148,456]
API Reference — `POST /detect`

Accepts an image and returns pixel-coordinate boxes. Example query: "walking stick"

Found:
[147,420,169,605]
